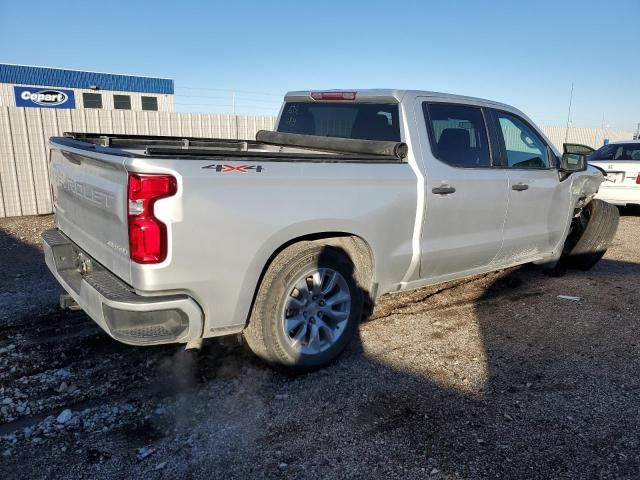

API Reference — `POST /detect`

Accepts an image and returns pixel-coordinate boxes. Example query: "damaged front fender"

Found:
[570,165,605,209]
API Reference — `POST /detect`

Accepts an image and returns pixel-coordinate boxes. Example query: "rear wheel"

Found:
[243,243,363,373]
[562,199,619,270]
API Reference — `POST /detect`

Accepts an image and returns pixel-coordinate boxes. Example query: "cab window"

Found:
[495,112,549,168]
[277,102,401,142]
[423,103,491,168]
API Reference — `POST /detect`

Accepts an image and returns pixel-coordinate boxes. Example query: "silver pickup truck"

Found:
[43,89,618,372]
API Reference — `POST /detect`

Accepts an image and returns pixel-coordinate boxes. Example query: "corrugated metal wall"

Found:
[0,106,276,218]
[541,126,633,151]
[0,105,634,219]
[0,64,174,94]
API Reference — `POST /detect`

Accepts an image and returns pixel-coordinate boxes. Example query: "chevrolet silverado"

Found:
[42,89,619,371]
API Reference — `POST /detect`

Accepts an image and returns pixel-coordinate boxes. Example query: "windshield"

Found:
[588,143,640,161]
[277,102,401,142]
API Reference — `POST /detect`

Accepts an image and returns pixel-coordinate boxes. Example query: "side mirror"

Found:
[563,143,595,156]
[560,143,589,177]
[560,152,587,173]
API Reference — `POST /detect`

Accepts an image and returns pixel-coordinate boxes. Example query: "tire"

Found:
[243,242,363,373]
[562,199,619,270]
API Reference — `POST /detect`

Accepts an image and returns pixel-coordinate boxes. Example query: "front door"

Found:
[418,101,509,280]
[490,110,571,265]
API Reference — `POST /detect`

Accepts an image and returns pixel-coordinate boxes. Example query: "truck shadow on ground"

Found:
[0,216,62,323]
[225,247,640,479]
[1,224,639,479]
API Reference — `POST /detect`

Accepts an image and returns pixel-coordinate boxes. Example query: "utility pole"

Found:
[231,91,239,140]
[636,122,640,140]
[563,83,574,145]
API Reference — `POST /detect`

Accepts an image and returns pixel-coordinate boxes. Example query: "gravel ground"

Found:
[0,212,639,479]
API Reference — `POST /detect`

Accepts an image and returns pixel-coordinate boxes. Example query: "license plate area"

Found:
[605,171,625,183]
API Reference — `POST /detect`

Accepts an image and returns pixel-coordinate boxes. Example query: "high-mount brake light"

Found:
[127,173,177,264]
[310,91,357,101]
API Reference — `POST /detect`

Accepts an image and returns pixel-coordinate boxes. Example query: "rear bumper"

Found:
[595,185,640,206]
[42,228,203,346]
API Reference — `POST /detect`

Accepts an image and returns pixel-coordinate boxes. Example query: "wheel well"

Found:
[245,232,376,327]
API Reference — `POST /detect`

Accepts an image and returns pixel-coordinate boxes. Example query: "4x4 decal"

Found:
[202,164,263,173]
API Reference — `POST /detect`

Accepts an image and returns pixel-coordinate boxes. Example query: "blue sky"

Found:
[1,0,638,130]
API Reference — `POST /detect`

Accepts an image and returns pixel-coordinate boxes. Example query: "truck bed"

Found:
[58,131,408,162]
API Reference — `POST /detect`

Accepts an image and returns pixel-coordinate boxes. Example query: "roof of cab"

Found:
[284,89,516,110]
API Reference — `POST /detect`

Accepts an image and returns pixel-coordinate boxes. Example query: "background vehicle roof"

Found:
[608,139,640,144]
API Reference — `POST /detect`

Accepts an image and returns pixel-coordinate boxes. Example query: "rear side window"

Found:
[277,102,401,142]
[589,143,640,161]
[423,103,491,167]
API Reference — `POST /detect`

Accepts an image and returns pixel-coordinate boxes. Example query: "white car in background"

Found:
[588,140,640,207]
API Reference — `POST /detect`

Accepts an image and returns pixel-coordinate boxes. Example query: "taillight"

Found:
[127,173,177,264]
[310,91,357,101]
[636,174,640,185]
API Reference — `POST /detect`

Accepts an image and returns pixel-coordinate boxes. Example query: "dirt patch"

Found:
[1,212,639,479]
[0,215,60,322]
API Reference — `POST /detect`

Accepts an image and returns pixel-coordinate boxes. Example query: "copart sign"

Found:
[14,86,75,109]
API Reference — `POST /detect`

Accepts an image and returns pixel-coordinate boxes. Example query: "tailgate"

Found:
[49,144,131,284]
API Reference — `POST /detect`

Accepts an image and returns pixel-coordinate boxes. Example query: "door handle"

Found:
[512,183,529,191]
[432,185,456,195]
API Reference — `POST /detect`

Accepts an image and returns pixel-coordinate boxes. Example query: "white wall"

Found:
[541,126,633,152]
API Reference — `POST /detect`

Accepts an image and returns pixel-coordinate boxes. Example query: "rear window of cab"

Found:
[277,102,401,142]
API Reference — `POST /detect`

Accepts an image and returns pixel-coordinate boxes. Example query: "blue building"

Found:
[0,64,174,111]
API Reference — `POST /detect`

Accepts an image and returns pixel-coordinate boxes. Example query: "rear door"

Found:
[49,144,132,283]
[418,101,509,279]
[489,110,571,264]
